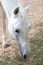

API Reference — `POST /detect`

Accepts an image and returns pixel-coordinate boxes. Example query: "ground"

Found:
[0,0,43,65]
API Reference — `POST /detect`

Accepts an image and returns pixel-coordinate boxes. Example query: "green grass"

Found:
[0,22,43,65]
[30,22,43,65]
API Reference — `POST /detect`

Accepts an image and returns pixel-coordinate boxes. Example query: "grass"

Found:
[30,22,43,65]
[0,22,43,65]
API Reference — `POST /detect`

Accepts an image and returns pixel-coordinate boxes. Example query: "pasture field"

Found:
[0,0,43,65]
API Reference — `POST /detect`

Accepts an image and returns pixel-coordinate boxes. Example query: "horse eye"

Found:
[14,7,19,15]
[15,29,20,33]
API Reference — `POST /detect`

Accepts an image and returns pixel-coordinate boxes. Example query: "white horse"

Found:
[0,0,31,59]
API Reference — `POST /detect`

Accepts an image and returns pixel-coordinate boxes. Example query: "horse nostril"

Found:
[15,29,20,33]
[24,55,27,59]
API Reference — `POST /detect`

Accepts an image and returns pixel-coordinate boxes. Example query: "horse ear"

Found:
[24,4,31,12]
[18,0,23,8]
[13,7,19,15]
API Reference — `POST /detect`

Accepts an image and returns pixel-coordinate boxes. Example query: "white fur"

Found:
[0,0,31,58]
